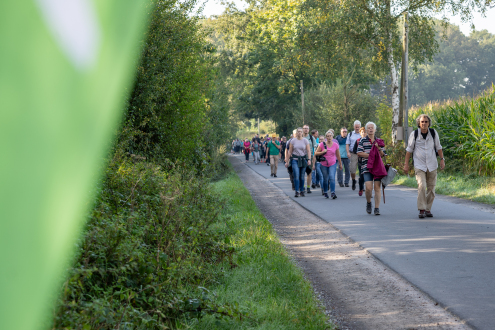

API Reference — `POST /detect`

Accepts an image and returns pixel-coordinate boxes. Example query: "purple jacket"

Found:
[367,138,387,179]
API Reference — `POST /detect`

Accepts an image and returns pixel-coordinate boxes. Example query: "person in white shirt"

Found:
[346,120,362,190]
[404,114,445,218]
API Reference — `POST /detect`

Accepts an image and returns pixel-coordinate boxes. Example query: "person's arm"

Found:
[287,143,293,162]
[306,143,312,165]
[404,151,412,172]
[356,140,368,158]
[345,135,351,155]
[438,149,445,170]
[336,149,342,169]
[314,144,325,156]
[275,141,281,149]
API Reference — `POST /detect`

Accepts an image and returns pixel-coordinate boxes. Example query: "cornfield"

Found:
[410,86,495,176]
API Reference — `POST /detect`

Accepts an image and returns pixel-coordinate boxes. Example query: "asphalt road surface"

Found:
[235,154,495,330]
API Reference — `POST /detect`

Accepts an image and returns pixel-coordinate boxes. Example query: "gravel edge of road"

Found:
[230,155,474,330]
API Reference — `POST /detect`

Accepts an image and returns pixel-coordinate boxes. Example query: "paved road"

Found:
[233,154,495,330]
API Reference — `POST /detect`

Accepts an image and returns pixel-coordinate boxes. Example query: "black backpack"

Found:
[414,128,438,156]
[352,138,360,154]
[316,142,327,162]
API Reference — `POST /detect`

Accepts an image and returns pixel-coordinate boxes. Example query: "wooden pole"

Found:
[301,80,304,125]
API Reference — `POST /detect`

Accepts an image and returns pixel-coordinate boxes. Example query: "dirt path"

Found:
[230,156,471,330]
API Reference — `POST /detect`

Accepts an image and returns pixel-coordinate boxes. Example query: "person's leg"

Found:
[288,166,295,190]
[359,168,365,192]
[329,163,337,194]
[337,162,343,186]
[343,158,350,185]
[425,169,437,211]
[363,172,373,213]
[300,167,307,193]
[270,155,275,174]
[350,154,358,189]
[312,167,316,187]
[306,171,312,190]
[415,168,428,211]
[273,155,279,175]
[320,165,330,194]
[291,160,301,192]
[374,180,381,208]
[316,162,323,189]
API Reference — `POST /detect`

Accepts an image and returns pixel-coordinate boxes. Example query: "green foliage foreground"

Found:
[53,157,331,329]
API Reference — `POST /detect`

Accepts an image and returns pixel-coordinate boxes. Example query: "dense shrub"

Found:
[53,154,237,329]
[410,86,495,175]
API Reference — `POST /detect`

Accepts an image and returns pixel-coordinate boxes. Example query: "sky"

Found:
[200,0,495,36]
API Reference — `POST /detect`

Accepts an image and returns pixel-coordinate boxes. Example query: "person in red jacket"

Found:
[357,122,386,215]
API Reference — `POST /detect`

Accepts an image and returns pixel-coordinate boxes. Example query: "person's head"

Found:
[359,127,366,138]
[340,127,348,137]
[325,129,334,141]
[319,135,324,141]
[416,114,432,129]
[303,125,310,135]
[292,129,297,137]
[353,120,361,132]
[311,129,318,137]
[245,138,248,141]
[272,133,277,140]
[256,134,259,137]
[283,136,287,141]
[365,122,377,136]
[296,127,304,138]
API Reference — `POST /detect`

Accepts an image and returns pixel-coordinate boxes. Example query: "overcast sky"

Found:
[200,0,495,36]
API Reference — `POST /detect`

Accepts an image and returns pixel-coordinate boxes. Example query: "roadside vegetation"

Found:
[189,173,332,330]
[381,87,495,204]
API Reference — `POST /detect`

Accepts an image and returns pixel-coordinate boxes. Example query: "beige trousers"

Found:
[415,168,437,211]
[270,155,279,174]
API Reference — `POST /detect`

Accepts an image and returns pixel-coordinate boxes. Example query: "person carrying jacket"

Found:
[404,114,445,219]
[357,122,386,216]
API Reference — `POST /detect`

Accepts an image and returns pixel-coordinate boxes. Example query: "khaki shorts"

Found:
[349,153,359,174]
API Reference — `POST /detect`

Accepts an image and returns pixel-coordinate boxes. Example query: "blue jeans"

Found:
[321,163,337,194]
[337,158,350,185]
[291,159,306,192]
[312,162,322,186]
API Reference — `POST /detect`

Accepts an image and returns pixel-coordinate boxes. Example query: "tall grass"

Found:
[409,86,495,175]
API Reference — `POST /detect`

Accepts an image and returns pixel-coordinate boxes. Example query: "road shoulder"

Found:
[230,155,471,330]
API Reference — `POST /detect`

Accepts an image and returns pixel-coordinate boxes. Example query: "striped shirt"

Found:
[357,136,385,173]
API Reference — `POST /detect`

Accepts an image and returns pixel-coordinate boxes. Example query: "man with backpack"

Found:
[346,120,362,190]
[404,114,445,219]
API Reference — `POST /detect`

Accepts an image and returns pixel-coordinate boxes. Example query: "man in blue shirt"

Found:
[336,127,350,187]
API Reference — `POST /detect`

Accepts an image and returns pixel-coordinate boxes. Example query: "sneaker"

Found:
[345,183,349,187]
[331,192,337,199]
[316,183,321,188]
[322,190,325,195]
[267,163,270,166]
[270,173,274,177]
[352,179,357,190]
[374,208,380,215]
[295,192,300,198]
[273,174,277,177]
[312,183,316,189]
[358,190,363,196]
[425,211,433,217]
[366,202,372,214]
[339,183,344,187]
[300,191,305,197]
[307,187,312,194]
[324,193,329,199]
[419,210,426,218]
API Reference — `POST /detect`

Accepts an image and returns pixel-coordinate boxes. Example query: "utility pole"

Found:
[300,80,305,124]
[403,12,409,146]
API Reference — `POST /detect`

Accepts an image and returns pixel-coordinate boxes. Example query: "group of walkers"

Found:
[250,115,445,218]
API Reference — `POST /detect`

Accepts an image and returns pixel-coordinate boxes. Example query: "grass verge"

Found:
[187,172,333,329]
[393,172,495,204]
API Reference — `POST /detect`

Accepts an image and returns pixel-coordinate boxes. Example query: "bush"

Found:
[53,155,238,329]
[410,85,495,175]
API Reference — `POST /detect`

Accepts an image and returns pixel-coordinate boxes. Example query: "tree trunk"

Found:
[388,36,399,144]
